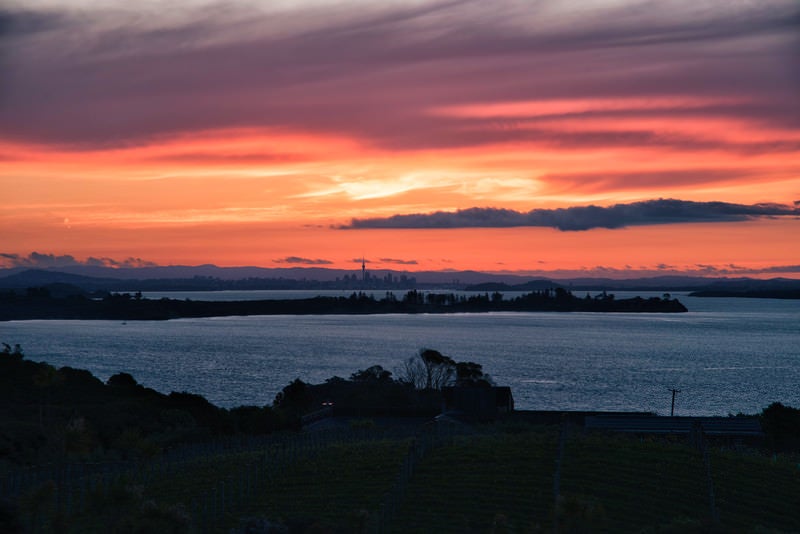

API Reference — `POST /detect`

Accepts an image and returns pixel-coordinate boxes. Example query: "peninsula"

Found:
[0,287,687,321]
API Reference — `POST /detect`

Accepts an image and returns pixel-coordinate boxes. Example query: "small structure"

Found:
[584,415,764,446]
[441,386,514,421]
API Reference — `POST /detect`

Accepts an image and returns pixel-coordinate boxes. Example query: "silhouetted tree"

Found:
[422,349,457,389]
[455,361,493,386]
[1,343,23,361]
[274,378,313,414]
[350,365,393,382]
[398,356,426,389]
[107,372,138,387]
[554,287,571,301]
[398,349,456,390]
[761,402,800,451]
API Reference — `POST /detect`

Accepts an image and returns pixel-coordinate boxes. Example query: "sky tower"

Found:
[361,256,366,283]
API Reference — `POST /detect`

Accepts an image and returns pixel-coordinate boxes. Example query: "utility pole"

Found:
[670,388,681,416]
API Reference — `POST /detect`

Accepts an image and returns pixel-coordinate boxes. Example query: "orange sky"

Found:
[1,1,798,277]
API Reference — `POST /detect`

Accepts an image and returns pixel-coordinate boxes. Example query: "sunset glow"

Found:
[2,0,798,276]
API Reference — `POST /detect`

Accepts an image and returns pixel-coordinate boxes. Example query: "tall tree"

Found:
[398,349,456,390]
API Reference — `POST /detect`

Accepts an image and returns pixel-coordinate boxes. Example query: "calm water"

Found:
[1,293,797,416]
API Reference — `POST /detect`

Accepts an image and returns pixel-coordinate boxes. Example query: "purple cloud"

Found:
[0,252,157,269]
[0,1,796,152]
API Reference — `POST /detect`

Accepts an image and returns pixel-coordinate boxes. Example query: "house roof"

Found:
[584,415,763,436]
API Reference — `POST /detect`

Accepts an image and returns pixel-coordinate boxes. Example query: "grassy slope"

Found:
[57,438,408,532]
[238,440,408,530]
[712,450,800,532]
[11,428,800,533]
[394,430,558,533]
[393,430,800,533]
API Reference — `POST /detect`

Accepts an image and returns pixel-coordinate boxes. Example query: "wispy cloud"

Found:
[1,1,796,150]
[272,256,333,265]
[537,168,775,195]
[341,199,800,231]
[1,1,798,273]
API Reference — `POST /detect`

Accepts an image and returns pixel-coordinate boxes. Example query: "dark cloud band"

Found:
[341,199,800,231]
[379,258,418,265]
[272,256,333,265]
[0,252,156,268]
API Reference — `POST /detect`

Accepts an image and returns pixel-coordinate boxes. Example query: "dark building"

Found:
[441,386,514,421]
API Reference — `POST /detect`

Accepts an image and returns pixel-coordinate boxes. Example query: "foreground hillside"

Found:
[2,345,800,532]
[3,425,799,533]
[393,430,800,533]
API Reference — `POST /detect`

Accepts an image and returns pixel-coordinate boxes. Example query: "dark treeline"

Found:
[0,286,687,321]
[276,349,495,421]
[0,345,486,468]
[4,341,800,473]
[0,344,282,468]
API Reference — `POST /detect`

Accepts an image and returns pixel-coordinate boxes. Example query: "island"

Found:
[0,286,687,320]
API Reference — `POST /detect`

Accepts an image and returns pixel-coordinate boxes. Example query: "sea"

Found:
[1,291,797,416]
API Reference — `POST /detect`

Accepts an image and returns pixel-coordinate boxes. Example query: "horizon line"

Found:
[2,260,800,281]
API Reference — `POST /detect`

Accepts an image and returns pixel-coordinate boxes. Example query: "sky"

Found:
[1,0,799,277]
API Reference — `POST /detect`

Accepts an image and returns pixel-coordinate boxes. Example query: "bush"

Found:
[107,372,138,387]
[761,402,800,452]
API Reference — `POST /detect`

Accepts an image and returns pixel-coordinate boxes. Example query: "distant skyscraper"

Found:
[362,257,366,283]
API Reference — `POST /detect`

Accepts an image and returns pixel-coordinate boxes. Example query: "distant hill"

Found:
[1,266,799,293]
[0,265,539,285]
[0,269,121,289]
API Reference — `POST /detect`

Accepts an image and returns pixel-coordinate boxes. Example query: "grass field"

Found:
[391,429,800,533]
[9,425,800,533]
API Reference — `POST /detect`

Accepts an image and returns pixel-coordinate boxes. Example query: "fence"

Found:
[371,421,724,533]
[2,421,728,532]
[1,424,421,532]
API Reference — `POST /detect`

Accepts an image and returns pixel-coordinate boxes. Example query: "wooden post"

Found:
[670,388,681,416]
[553,421,566,533]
